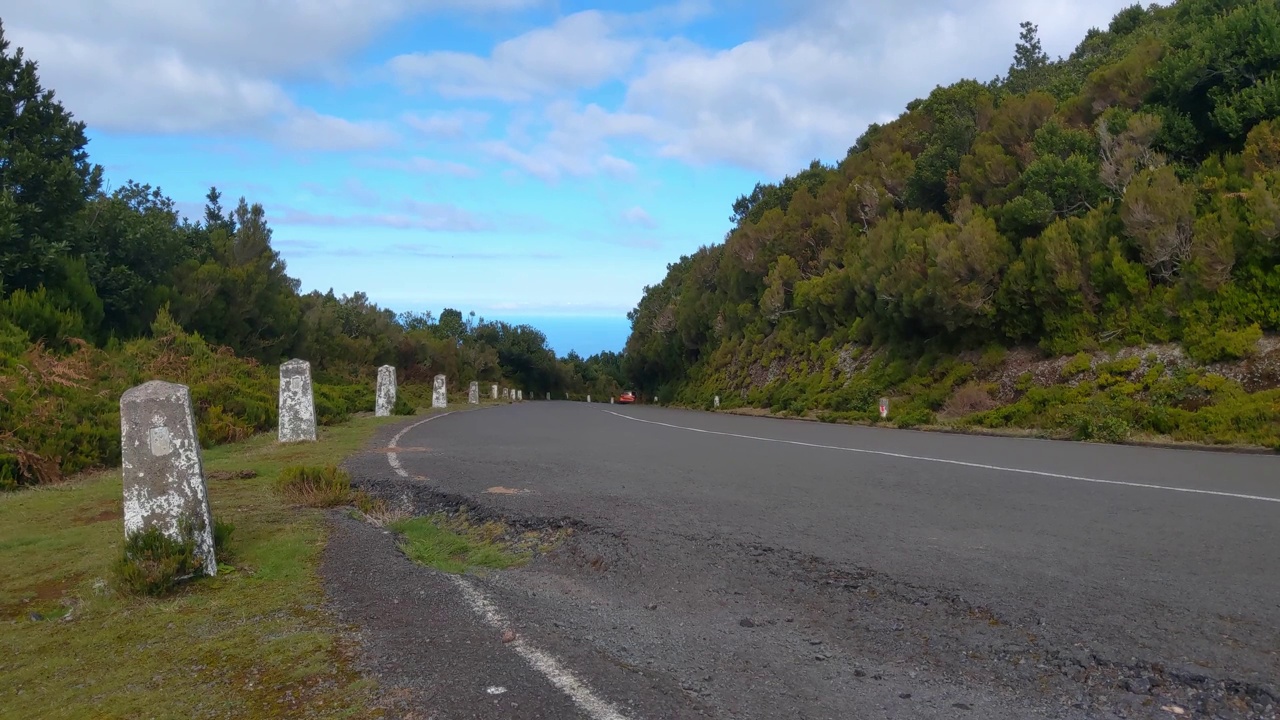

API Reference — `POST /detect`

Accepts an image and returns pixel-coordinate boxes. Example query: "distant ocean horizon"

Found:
[495,315,633,358]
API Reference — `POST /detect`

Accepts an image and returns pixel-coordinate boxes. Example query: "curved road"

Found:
[327,402,1280,720]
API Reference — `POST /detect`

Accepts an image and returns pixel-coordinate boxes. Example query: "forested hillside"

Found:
[623,0,1280,447]
[0,21,624,490]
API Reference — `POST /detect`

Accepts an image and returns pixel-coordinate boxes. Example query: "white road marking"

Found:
[387,412,453,478]
[449,575,629,720]
[601,410,1280,505]
[388,412,632,720]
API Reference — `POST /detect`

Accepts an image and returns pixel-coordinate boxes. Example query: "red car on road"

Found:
[617,391,635,404]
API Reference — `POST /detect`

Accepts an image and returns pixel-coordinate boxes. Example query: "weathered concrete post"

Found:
[375,365,397,417]
[610,397,614,404]
[517,390,523,401]
[714,395,720,409]
[432,374,447,408]
[491,384,498,400]
[468,381,479,404]
[120,380,217,577]
[279,359,317,443]
[587,394,591,403]
[546,392,551,401]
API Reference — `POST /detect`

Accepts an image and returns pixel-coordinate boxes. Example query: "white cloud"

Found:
[2,0,535,142]
[403,110,491,138]
[273,202,493,232]
[366,156,481,178]
[388,10,642,100]
[621,206,657,229]
[455,0,1142,179]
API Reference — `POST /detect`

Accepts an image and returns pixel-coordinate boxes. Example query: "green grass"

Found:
[0,414,410,720]
[389,515,531,574]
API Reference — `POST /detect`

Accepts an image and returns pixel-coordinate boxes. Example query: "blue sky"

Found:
[6,0,1141,355]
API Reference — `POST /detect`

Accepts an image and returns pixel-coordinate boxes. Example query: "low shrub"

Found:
[274,464,352,507]
[112,520,209,597]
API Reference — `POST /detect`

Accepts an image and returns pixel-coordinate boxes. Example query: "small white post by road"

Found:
[610,397,614,404]
[587,394,591,403]
[546,392,550,401]
[375,365,397,417]
[517,390,523,401]
[468,381,479,404]
[278,359,317,443]
[491,384,498,400]
[120,380,218,576]
[432,374,447,408]
[714,395,720,409]
[879,397,889,418]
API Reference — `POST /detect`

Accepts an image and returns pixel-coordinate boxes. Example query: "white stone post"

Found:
[469,381,479,404]
[491,384,498,400]
[432,374,447,408]
[517,390,523,401]
[375,365,397,417]
[279,359,317,443]
[587,394,591,403]
[714,395,720,409]
[120,380,217,576]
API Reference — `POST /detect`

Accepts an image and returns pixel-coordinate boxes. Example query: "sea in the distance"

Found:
[498,315,632,357]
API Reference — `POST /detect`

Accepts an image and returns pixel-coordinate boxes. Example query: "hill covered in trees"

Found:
[621,0,1280,447]
[0,21,624,489]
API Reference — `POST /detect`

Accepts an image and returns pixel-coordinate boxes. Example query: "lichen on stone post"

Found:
[468,381,479,404]
[120,380,217,577]
[432,374,447,408]
[375,365,398,417]
[279,359,317,442]
[714,395,720,409]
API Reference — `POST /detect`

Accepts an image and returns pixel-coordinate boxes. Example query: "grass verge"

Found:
[388,509,568,575]
[0,414,406,720]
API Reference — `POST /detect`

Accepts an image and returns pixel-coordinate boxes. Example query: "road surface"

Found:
[324,402,1280,720]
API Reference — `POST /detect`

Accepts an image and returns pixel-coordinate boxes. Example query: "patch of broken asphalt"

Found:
[324,413,1278,720]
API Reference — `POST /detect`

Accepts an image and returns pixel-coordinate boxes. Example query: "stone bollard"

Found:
[432,374,447,408]
[714,395,720,409]
[517,390,523,401]
[546,392,550,401]
[610,397,614,404]
[469,381,479,404]
[587,394,591,403]
[491,384,498,400]
[375,365,397,417]
[120,380,217,576]
[279,359,317,442]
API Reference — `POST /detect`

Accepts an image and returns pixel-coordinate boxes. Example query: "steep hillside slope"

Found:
[623,0,1280,448]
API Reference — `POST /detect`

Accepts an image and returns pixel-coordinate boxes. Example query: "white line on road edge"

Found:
[387,411,632,720]
[601,411,1280,505]
[387,412,454,478]
[449,575,630,720]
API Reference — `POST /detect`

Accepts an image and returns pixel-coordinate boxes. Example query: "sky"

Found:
[4,0,1142,356]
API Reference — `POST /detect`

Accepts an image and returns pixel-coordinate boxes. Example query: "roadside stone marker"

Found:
[546,392,550,401]
[879,397,889,418]
[375,364,397,417]
[610,397,614,404]
[469,381,479,404]
[120,380,217,576]
[491,384,498,400]
[517,390,523,401]
[279,359,317,443]
[714,395,720,409]
[587,394,591,403]
[432,374,447,408]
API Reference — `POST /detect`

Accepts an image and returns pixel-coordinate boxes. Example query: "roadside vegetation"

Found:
[621,0,1280,448]
[0,416,406,719]
[0,19,622,492]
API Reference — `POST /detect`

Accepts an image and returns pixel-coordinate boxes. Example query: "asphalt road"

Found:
[329,402,1280,720]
